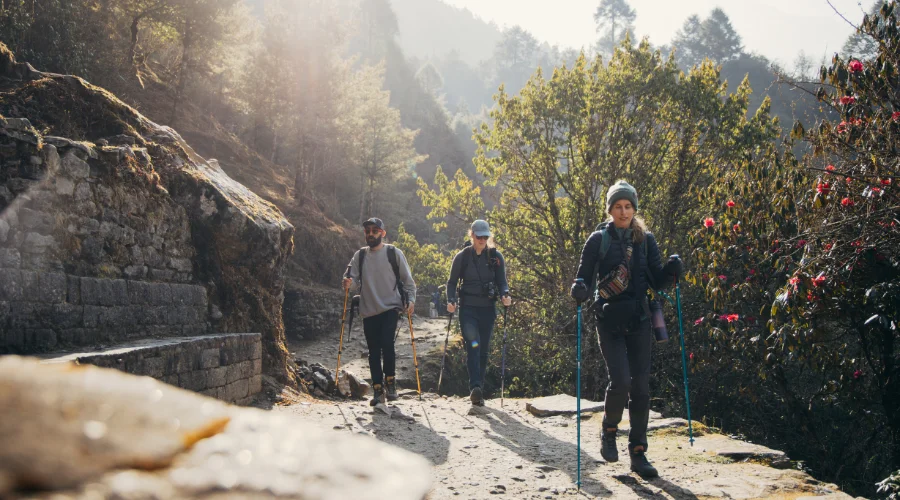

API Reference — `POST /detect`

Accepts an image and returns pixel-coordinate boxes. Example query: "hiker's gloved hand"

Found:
[570,281,590,304]
[501,295,512,307]
[664,255,684,277]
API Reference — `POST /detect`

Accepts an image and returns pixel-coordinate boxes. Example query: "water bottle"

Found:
[649,298,669,343]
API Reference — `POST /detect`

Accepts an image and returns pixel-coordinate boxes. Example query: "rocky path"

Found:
[278,315,858,500]
[273,395,854,499]
[287,315,452,391]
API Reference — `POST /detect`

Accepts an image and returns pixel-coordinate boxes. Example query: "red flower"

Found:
[846,177,853,183]
[853,370,862,379]
[690,352,695,361]
[789,276,800,287]
[750,269,756,275]
[841,197,854,207]
[839,95,856,105]
[872,187,882,195]
[704,217,715,228]
[694,318,704,326]
[852,118,864,126]
[726,200,736,208]
[796,239,808,248]
[817,182,831,194]
[824,243,833,251]
[893,111,900,122]
[881,178,891,185]
[726,314,739,323]
[807,291,816,301]
[718,275,727,281]
[733,223,740,232]
[836,121,848,133]
[825,165,836,172]
[848,60,864,72]
[812,274,826,287]
[851,240,862,247]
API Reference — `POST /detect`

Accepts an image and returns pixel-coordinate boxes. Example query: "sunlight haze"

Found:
[443,0,866,67]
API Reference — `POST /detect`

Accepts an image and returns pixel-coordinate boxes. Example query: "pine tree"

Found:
[593,0,636,57]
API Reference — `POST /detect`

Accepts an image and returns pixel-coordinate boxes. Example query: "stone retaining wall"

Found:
[43,333,262,405]
[0,273,209,353]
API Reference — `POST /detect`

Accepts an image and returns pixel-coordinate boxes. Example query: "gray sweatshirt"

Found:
[346,244,417,318]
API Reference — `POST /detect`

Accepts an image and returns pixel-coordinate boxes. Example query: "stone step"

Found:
[40,333,262,405]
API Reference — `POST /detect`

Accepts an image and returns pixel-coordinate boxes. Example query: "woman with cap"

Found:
[446,220,512,406]
[569,180,683,479]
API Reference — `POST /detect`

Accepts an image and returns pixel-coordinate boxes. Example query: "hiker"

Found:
[343,218,417,407]
[446,220,512,406]
[570,181,683,479]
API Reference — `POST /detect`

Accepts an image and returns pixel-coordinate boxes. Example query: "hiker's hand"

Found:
[664,255,684,277]
[446,302,456,314]
[407,301,415,315]
[342,277,352,290]
[501,295,512,307]
[570,281,589,304]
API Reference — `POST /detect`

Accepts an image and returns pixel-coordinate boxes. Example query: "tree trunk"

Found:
[171,19,194,125]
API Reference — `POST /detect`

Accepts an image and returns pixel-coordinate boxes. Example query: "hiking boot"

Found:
[385,376,398,401]
[600,427,619,463]
[369,384,386,407]
[629,448,658,479]
[470,386,484,406]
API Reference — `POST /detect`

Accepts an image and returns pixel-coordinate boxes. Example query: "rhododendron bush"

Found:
[689,3,900,490]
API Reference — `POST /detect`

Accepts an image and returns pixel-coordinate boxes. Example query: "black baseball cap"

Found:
[362,218,385,230]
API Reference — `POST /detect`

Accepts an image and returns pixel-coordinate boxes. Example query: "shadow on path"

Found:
[357,401,451,467]
[466,406,614,497]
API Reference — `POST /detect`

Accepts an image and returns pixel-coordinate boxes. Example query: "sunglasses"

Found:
[474,235,489,241]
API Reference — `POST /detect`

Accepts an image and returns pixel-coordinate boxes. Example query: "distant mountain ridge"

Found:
[390,0,501,66]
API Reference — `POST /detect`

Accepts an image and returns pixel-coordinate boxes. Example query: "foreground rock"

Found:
[0,356,432,499]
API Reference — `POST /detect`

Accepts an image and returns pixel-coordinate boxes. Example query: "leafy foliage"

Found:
[688,2,900,492]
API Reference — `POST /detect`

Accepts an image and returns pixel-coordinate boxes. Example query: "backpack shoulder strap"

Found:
[459,246,472,278]
[598,228,611,261]
[487,248,498,271]
[386,245,401,282]
[357,247,367,281]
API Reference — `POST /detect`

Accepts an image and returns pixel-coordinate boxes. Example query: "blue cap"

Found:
[362,218,385,230]
[471,219,491,237]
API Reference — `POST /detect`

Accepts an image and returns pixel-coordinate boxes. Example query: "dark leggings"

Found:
[363,309,399,386]
[459,305,496,390]
[597,317,653,453]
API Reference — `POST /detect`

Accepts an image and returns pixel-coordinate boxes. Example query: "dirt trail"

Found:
[288,315,453,391]
[280,315,857,499]
[273,396,854,499]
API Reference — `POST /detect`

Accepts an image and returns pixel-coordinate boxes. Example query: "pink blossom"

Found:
[704,217,715,228]
[848,60,864,72]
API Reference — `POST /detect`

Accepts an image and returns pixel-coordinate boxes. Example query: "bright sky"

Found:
[443,0,868,68]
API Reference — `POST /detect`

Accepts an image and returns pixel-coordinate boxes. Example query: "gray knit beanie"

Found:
[606,180,639,213]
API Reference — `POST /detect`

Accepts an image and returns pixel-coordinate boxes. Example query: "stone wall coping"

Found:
[38,333,261,364]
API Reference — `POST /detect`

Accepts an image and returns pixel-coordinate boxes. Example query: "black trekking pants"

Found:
[596,316,653,453]
[363,309,399,386]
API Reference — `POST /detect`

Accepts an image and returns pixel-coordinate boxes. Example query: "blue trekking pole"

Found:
[575,278,583,489]
[659,271,694,446]
[674,276,694,446]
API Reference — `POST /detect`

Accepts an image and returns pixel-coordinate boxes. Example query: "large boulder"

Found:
[0,356,432,499]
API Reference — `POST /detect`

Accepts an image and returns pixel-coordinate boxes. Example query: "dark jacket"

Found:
[446,247,510,308]
[575,222,671,309]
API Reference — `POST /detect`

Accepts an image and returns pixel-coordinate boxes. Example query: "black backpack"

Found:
[356,245,408,306]
[459,245,499,284]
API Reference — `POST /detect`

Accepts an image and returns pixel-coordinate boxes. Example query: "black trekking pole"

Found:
[346,295,359,343]
[437,311,454,394]
[500,304,509,408]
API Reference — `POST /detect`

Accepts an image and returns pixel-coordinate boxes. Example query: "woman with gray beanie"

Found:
[569,180,683,479]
